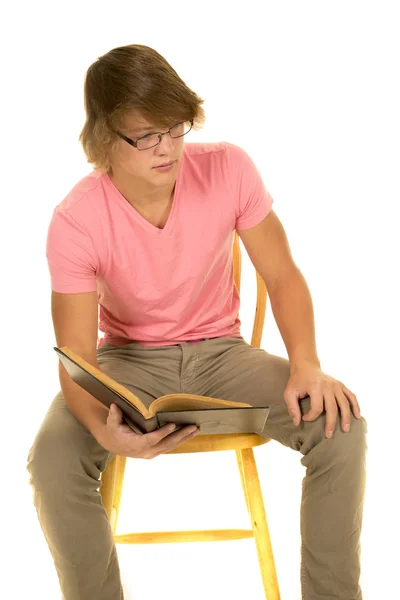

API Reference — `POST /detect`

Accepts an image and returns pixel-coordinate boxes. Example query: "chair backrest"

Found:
[233,231,268,350]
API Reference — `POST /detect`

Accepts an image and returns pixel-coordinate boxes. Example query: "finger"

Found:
[336,390,352,433]
[165,425,199,446]
[107,403,123,426]
[146,423,178,445]
[302,393,324,422]
[342,386,361,418]
[323,392,338,438]
[154,427,199,456]
[146,423,197,447]
[284,392,302,426]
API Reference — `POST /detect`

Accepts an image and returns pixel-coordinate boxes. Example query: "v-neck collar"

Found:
[103,154,185,237]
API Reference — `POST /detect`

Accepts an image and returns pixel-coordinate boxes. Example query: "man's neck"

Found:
[108,169,175,211]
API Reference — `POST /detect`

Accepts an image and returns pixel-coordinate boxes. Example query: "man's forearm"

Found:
[59,364,109,442]
[267,268,321,372]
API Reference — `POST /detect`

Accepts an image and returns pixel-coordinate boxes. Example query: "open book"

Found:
[54,346,270,436]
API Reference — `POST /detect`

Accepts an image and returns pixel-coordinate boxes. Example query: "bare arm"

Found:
[237,209,321,370]
[267,269,320,372]
[52,290,108,440]
[238,210,361,436]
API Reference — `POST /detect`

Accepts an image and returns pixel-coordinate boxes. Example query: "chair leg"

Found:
[100,455,127,534]
[237,448,280,600]
[236,449,251,516]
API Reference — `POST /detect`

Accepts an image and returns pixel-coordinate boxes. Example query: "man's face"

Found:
[109,112,186,185]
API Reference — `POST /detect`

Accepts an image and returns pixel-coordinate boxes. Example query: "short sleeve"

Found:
[46,207,98,293]
[225,142,274,231]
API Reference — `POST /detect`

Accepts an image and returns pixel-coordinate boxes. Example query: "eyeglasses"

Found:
[116,119,194,151]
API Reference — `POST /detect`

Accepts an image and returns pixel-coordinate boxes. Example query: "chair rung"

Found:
[113,529,254,544]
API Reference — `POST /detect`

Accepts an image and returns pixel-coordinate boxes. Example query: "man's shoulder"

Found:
[184,140,228,159]
[55,170,106,217]
[184,140,248,164]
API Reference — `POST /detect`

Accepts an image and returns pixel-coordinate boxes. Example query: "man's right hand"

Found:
[96,403,200,459]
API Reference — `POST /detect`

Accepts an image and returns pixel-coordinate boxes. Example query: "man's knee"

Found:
[26,407,108,492]
[338,415,368,487]
[323,414,367,496]
[331,414,367,459]
[27,422,77,491]
[300,411,367,472]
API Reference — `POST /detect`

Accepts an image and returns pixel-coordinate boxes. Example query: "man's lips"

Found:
[153,160,175,168]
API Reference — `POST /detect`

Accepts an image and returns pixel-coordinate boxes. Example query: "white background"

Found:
[2,1,399,598]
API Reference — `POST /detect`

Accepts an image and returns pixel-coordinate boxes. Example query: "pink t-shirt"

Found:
[46,141,274,348]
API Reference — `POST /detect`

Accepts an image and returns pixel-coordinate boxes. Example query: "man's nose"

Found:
[157,131,175,152]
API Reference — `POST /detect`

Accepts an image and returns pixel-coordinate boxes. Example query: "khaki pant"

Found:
[27,336,367,599]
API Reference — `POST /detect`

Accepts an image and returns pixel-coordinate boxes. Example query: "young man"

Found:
[27,44,367,599]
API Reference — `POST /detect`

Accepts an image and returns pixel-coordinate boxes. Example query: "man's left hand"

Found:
[283,364,362,438]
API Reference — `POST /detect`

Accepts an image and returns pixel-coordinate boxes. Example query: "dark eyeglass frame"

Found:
[116,119,194,151]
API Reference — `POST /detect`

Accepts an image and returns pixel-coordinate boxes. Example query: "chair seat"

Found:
[166,432,271,454]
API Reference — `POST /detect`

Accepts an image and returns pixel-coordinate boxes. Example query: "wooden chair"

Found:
[100,231,281,599]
